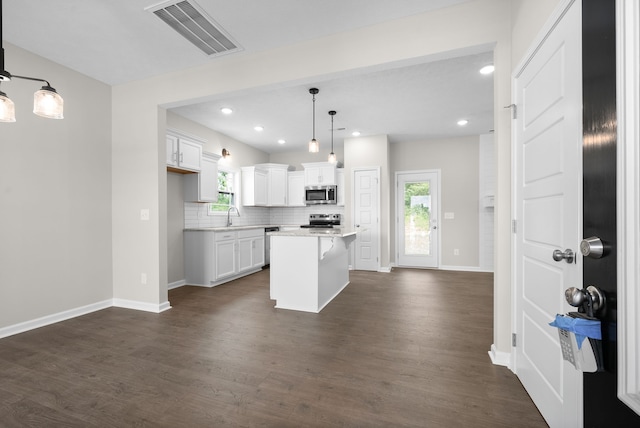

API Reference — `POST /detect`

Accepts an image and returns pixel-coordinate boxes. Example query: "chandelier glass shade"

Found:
[0,0,64,122]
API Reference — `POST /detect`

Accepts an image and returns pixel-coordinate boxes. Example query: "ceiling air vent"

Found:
[146,0,241,56]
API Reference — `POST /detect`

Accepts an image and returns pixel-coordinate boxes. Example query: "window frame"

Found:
[208,167,239,215]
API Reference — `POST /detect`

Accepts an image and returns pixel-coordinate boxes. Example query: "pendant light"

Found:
[308,88,319,153]
[0,0,64,122]
[328,110,337,164]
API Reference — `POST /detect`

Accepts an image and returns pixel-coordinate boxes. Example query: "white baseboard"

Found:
[389,262,493,273]
[0,299,113,340]
[0,297,172,340]
[378,266,392,273]
[168,279,186,290]
[440,265,494,273]
[488,344,512,369]
[112,298,172,313]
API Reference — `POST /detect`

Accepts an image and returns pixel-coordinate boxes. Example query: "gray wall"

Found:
[0,43,112,329]
[390,136,480,267]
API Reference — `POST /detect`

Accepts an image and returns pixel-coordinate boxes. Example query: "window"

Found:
[208,169,236,214]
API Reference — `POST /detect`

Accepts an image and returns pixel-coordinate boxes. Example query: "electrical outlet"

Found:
[140,209,150,221]
[141,273,147,284]
[444,212,455,219]
[454,249,460,256]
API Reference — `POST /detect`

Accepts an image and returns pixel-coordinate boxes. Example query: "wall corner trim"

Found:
[488,344,511,369]
[113,298,172,313]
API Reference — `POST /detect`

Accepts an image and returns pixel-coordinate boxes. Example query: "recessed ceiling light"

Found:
[457,119,469,126]
[352,131,361,137]
[220,107,233,115]
[479,65,495,75]
[254,126,264,132]
[278,139,286,145]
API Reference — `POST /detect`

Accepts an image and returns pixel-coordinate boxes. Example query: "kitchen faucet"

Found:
[226,206,240,227]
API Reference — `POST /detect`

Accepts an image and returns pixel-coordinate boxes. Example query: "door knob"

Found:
[553,248,575,264]
[580,236,605,258]
[565,285,605,316]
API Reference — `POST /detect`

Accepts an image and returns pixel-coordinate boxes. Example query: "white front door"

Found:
[513,1,582,427]
[353,168,380,271]
[396,170,439,268]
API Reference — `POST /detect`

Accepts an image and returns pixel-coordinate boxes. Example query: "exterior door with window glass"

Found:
[396,171,439,268]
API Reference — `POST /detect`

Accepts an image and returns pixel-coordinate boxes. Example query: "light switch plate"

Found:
[444,212,455,219]
[140,209,150,221]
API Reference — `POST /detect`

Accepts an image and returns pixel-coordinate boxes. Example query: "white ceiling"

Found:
[3,0,494,154]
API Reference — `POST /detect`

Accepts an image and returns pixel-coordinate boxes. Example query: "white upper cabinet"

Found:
[166,129,204,172]
[336,168,345,206]
[264,164,293,206]
[184,152,220,203]
[302,162,337,186]
[287,171,305,207]
[242,164,292,207]
[241,166,268,206]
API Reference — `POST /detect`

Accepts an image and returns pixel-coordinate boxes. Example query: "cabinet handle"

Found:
[180,152,184,163]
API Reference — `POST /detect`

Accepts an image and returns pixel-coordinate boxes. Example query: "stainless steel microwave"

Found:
[305,185,337,205]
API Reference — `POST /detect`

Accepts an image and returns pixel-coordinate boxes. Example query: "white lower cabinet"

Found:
[184,228,265,287]
[214,231,237,281]
[238,229,265,273]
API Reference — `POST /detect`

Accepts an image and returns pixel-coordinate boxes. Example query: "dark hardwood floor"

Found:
[0,268,547,427]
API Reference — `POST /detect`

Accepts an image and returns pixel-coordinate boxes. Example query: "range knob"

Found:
[580,236,605,259]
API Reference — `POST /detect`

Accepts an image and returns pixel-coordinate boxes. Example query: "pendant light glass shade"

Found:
[33,86,63,119]
[328,152,337,163]
[0,90,15,122]
[309,139,319,153]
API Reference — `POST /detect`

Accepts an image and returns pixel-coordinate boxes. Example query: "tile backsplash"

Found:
[184,203,345,228]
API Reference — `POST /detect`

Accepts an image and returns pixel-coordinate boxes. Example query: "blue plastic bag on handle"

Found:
[549,314,602,349]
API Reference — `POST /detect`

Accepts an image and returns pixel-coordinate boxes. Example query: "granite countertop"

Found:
[184,224,300,232]
[267,228,359,238]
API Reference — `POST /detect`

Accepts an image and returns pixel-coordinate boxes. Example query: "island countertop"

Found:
[267,228,358,238]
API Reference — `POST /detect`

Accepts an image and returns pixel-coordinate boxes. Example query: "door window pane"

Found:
[404,181,431,256]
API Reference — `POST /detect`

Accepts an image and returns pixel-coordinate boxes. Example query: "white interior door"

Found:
[396,171,439,268]
[353,168,379,271]
[513,2,582,427]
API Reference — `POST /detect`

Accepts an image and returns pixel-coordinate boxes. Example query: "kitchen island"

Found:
[268,228,358,313]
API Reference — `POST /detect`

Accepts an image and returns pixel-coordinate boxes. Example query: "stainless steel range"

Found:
[300,213,341,228]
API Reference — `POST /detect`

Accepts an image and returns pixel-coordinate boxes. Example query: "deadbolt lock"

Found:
[580,236,605,259]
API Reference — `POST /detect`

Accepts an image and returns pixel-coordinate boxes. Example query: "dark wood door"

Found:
[582,0,640,425]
